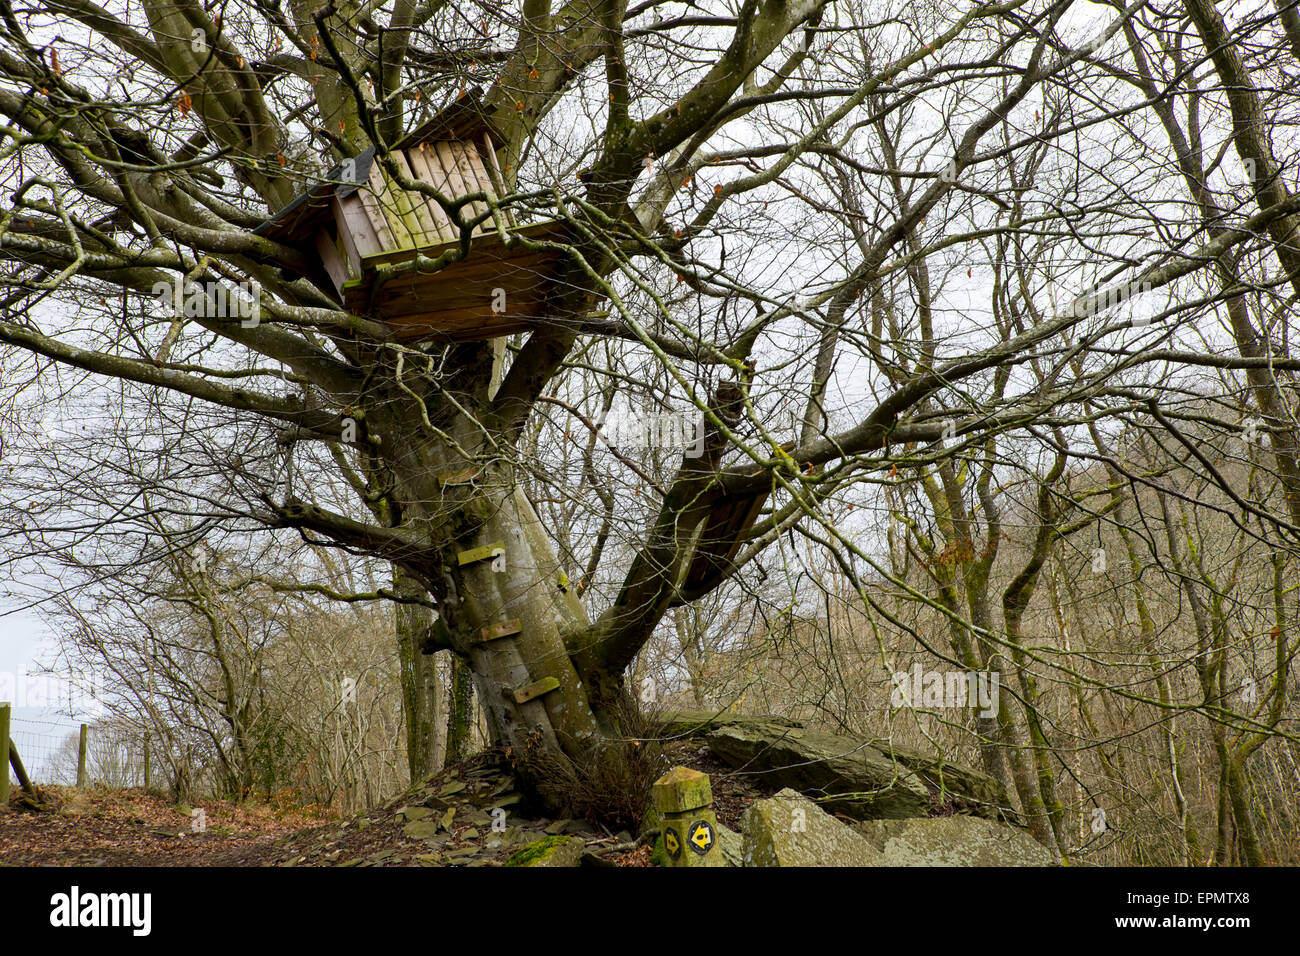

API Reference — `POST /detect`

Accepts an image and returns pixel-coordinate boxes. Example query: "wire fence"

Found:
[5,713,83,785]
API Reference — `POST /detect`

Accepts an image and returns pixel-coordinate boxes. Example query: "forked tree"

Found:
[2,0,1298,816]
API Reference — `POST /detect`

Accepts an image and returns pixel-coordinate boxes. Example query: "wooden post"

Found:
[77,723,88,788]
[9,743,35,797]
[1,703,10,809]
[652,766,725,867]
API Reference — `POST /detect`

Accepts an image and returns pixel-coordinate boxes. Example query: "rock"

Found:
[402,820,442,840]
[717,823,743,867]
[701,716,1010,821]
[414,853,442,866]
[505,835,586,868]
[850,817,1058,866]
[876,744,1015,822]
[660,710,803,741]
[439,781,467,797]
[544,819,571,835]
[706,723,929,819]
[742,789,886,867]
[439,807,456,831]
[397,806,433,822]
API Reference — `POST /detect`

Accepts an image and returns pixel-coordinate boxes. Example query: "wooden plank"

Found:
[454,141,494,233]
[1,702,9,807]
[457,541,505,565]
[433,140,483,235]
[419,141,458,210]
[77,723,87,788]
[358,163,399,252]
[511,676,560,704]
[372,277,550,316]
[334,194,378,267]
[358,164,396,250]
[480,619,522,642]
[438,465,482,485]
[375,160,419,251]
[314,230,349,297]
[363,267,555,316]
[406,143,458,244]
[394,150,441,247]
[368,278,546,312]
[428,140,476,240]
[387,317,536,343]
[458,138,499,231]
[363,249,558,288]
[479,132,515,229]
[356,218,568,270]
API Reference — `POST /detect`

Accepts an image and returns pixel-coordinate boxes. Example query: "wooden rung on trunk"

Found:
[479,619,522,642]
[438,465,481,487]
[458,542,505,565]
[511,677,560,704]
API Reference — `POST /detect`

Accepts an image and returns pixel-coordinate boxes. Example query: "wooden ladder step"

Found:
[511,677,560,704]
[458,542,504,565]
[479,619,522,642]
[438,466,481,487]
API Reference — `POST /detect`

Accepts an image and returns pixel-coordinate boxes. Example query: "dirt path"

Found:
[0,786,328,866]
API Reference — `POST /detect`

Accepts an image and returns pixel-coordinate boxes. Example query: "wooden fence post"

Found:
[651,766,724,867]
[1,703,10,809]
[77,723,88,788]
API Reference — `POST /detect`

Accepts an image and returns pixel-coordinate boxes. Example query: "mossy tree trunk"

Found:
[444,655,475,765]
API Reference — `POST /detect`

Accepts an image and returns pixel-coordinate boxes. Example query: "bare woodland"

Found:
[1,0,1299,866]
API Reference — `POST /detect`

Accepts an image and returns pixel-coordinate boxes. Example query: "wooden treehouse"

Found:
[256,96,563,343]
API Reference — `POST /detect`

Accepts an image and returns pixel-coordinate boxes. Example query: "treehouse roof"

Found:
[253,148,377,245]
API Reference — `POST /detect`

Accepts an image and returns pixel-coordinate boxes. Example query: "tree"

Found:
[2,0,1298,836]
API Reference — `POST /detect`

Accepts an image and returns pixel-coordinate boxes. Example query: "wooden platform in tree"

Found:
[341,220,567,342]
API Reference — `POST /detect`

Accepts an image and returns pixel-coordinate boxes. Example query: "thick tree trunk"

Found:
[371,365,635,806]
[443,483,606,755]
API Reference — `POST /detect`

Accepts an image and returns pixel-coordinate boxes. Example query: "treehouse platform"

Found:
[255,94,564,343]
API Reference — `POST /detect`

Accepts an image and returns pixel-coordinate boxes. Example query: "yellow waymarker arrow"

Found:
[690,825,712,849]
[665,831,681,855]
